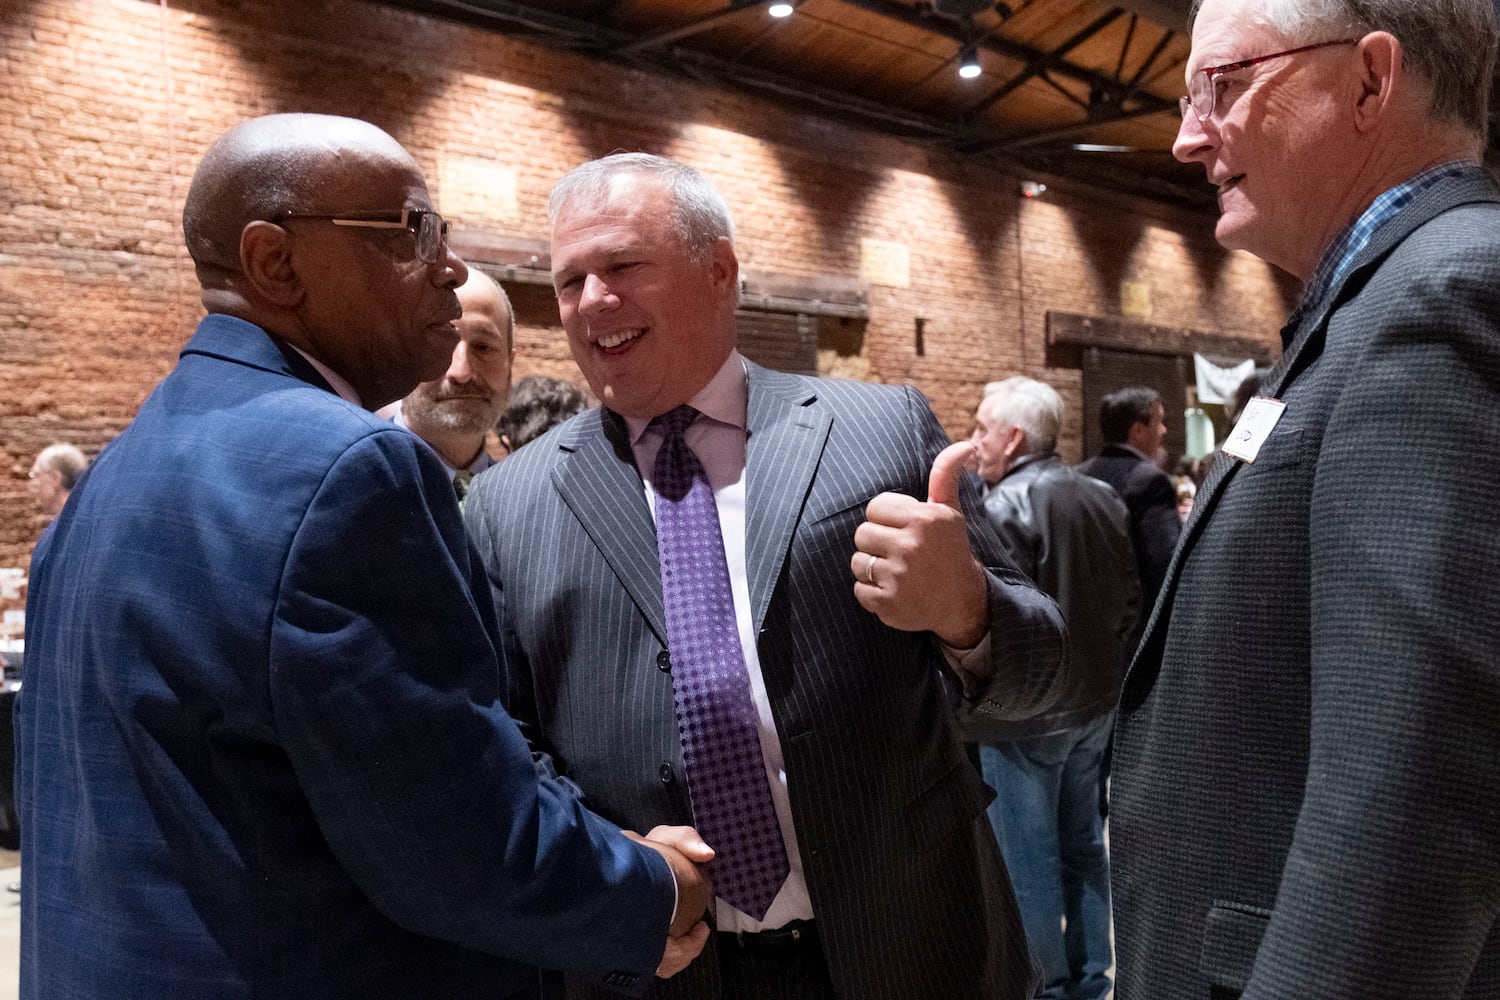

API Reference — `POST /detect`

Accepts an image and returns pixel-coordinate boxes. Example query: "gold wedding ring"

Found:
[864,553,878,585]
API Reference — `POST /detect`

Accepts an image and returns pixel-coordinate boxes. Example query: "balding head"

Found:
[183,114,419,291]
[454,269,514,355]
[178,114,468,410]
[400,268,516,468]
[29,442,88,518]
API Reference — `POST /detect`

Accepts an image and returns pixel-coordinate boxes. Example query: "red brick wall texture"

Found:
[0,0,1293,574]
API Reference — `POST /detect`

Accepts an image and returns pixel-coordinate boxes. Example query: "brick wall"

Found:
[0,0,1291,574]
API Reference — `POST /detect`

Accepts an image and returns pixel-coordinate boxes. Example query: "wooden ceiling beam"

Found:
[617,1,769,56]
[961,8,1124,117]
[1111,0,1191,32]
[367,0,1215,207]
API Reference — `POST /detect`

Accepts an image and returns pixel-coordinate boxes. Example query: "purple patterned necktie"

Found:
[651,404,789,920]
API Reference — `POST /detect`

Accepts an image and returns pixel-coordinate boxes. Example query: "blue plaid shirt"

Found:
[1282,160,1475,347]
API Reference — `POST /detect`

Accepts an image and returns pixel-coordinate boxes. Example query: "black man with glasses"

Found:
[1111,1,1500,998]
[15,112,714,1000]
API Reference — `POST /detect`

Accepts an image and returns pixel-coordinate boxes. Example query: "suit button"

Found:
[657,650,671,672]
[659,763,676,785]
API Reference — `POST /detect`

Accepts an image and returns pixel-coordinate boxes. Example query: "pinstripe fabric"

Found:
[467,362,1067,999]
[1112,166,1500,1000]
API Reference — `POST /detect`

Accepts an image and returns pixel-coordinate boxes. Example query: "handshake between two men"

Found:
[628,826,715,977]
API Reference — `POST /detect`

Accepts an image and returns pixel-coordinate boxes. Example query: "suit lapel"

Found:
[1129,165,1500,691]
[1127,296,1322,688]
[549,361,843,644]
[744,363,831,634]
[552,409,668,643]
[1263,164,1500,404]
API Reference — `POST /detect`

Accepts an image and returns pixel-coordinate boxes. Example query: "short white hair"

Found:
[981,377,1063,453]
[1190,0,1496,137]
[548,152,734,261]
[35,443,89,489]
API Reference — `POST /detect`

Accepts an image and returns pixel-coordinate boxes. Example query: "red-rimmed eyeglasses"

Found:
[1179,37,1361,122]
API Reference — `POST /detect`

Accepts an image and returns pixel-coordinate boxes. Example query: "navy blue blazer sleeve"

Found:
[269,427,675,986]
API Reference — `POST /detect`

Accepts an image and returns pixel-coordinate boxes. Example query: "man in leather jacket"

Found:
[967,376,1139,1000]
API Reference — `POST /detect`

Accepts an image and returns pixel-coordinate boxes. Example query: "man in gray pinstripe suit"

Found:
[466,153,1068,999]
[1111,1,1500,997]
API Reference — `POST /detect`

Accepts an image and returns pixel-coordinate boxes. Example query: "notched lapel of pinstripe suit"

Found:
[744,364,832,634]
[551,409,669,642]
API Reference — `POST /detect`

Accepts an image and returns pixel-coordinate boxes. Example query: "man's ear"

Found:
[708,235,739,295]
[1003,425,1028,460]
[1352,31,1404,132]
[239,221,304,308]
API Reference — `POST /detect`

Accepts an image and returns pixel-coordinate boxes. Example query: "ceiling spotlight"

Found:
[769,2,794,16]
[1020,180,1047,199]
[958,44,982,79]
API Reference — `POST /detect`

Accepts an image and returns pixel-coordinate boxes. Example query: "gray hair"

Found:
[983,376,1063,454]
[36,443,89,490]
[1192,0,1496,137]
[548,153,735,261]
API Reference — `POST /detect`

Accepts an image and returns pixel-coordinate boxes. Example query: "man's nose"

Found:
[434,245,469,290]
[577,273,617,314]
[446,343,473,383]
[1172,110,1215,166]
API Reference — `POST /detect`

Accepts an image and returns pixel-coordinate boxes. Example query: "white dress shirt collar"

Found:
[624,350,748,446]
[287,343,362,407]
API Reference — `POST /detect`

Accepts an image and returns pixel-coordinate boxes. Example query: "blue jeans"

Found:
[981,712,1115,1000]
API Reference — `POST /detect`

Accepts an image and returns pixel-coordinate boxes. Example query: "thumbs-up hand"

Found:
[852,440,989,648]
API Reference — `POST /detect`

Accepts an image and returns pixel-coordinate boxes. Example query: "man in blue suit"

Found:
[15,113,711,999]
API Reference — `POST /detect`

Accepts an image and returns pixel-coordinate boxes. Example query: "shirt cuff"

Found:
[941,630,993,697]
[667,854,680,925]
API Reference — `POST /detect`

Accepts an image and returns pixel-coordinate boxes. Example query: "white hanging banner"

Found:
[1194,353,1256,405]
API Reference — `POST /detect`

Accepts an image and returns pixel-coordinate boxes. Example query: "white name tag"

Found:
[1223,396,1287,463]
